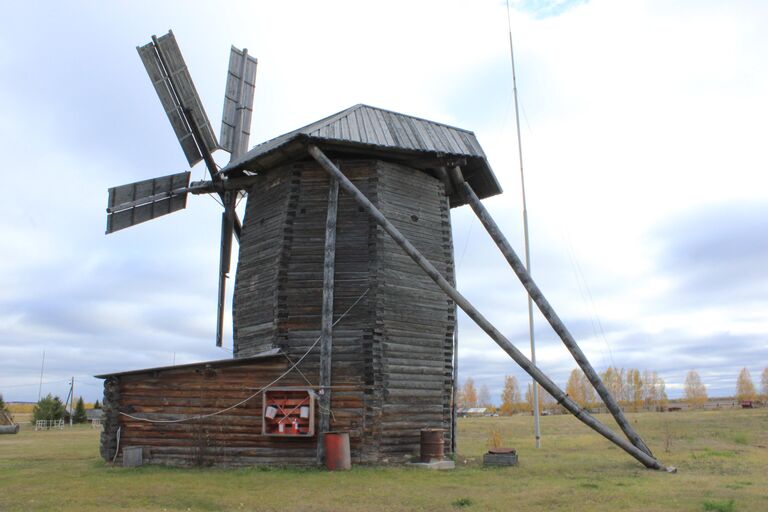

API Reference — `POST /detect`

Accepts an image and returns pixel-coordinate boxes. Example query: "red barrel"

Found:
[324,431,351,470]
[420,428,446,462]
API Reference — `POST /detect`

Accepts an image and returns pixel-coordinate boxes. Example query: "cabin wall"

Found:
[99,358,367,467]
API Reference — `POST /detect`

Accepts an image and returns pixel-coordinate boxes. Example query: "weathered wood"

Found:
[216,190,237,346]
[317,177,339,464]
[104,156,459,466]
[455,177,653,458]
[307,145,666,471]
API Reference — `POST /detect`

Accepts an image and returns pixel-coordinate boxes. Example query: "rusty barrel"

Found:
[324,431,351,470]
[420,428,446,462]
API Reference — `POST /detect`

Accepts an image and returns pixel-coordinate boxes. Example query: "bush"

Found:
[0,393,8,413]
[32,394,66,423]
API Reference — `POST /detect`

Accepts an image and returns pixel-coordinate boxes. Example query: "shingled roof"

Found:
[221,104,502,206]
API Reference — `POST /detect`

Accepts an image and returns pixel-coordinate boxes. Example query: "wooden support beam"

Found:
[307,144,667,471]
[317,177,339,465]
[451,326,458,454]
[216,191,237,347]
[182,107,242,241]
[433,166,454,196]
[452,172,653,457]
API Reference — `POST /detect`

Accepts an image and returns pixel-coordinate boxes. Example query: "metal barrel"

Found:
[324,432,351,470]
[420,428,446,462]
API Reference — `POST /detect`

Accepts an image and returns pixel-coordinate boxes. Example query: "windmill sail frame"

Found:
[137,31,219,166]
[106,171,191,234]
[220,46,257,157]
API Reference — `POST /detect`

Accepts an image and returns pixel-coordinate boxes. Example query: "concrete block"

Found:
[406,460,456,470]
[122,446,143,467]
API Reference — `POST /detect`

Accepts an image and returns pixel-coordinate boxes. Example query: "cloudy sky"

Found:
[1,0,766,405]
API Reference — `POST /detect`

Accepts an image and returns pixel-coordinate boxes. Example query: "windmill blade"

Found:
[220,46,257,157]
[137,31,218,166]
[215,192,237,346]
[106,171,191,234]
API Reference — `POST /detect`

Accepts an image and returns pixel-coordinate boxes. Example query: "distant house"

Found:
[86,409,104,427]
[457,407,488,417]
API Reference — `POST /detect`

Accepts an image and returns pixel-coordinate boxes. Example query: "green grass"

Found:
[1,409,767,511]
[703,499,736,512]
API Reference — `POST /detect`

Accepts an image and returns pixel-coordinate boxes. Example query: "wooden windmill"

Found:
[99,31,668,471]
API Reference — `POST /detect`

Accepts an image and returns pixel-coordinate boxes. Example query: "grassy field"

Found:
[1,409,766,511]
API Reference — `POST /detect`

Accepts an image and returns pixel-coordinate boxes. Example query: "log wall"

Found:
[375,161,456,457]
[100,358,337,466]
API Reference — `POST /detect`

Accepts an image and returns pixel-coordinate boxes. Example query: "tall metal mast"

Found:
[507,1,540,448]
[37,350,45,401]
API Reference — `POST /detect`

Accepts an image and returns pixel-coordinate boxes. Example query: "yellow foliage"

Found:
[486,426,503,450]
[7,403,34,413]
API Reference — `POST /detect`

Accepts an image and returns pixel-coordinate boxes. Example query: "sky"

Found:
[1,0,766,405]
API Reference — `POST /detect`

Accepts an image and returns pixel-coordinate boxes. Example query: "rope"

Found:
[118,288,369,424]
[112,426,121,463]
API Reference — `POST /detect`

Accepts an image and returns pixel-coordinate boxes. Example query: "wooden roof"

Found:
[221,104,502,206]
[94,348,281,378]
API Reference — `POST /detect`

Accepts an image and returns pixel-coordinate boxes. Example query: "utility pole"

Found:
[507,0,540,448]
[65,377,74,427]
[37,350,45,401]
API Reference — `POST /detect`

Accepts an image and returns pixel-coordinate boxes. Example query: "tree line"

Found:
[29,394,99,424]
[457,366,768,414]
[674,367,765,408]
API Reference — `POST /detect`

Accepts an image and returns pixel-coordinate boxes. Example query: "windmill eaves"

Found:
[220,104,502,205]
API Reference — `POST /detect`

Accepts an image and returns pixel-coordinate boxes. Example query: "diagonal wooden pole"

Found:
[307,145,667,470]
[451,171,653,457]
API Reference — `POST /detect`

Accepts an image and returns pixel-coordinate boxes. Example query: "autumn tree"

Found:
[566,369,599,409]
[761,368,768,400]
[460,377,478,408]
[625,369,644,412]
[642,370,668,411]
[525,383,555,413]
[563,370,582,406]
[736,367,756,402]
[655,374,669,410]
[600,367,625,405]
[683,370,707,408]
[500,375,521,415]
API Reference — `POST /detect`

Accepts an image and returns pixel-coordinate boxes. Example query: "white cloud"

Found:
[1,0,766,404]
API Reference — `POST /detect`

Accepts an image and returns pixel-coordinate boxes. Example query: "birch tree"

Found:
[500,375,521,415]
[566,369,586,406]
[736,368,756,402]
[461,377,478,408]
[683,370,707,408]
